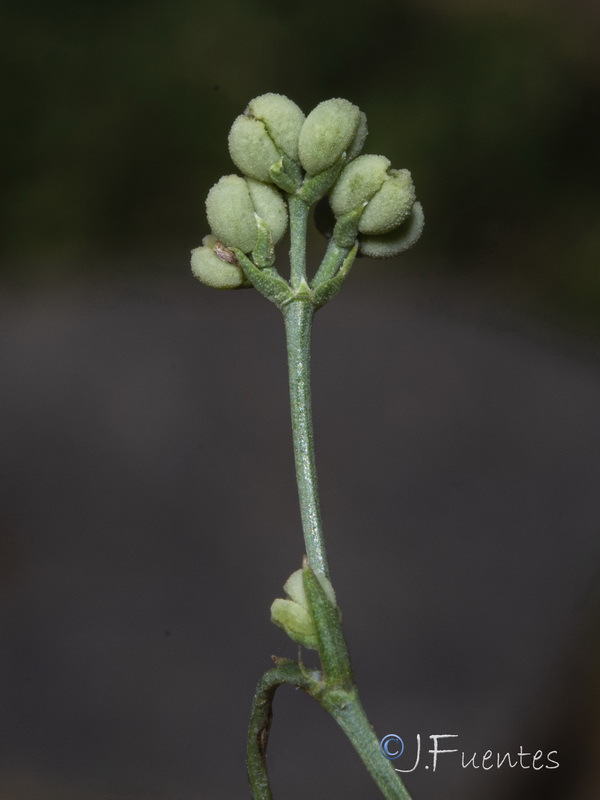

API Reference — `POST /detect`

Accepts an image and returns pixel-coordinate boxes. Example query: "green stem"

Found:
[247,662,313,800]
[310,238,351,288]
[288,195,309,288]
[279,298,414,800]
[247,665,414,800]
[282,299,329,578]
[318,689,413,800]
[247,167,412,800]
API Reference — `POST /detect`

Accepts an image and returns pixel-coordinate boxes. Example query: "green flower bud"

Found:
[228,94,305,183]
[190,235,246,289]
[228,116,281,183]
[329,154,391,217]
[359,168,415,235]
[270,598,317,649]
[246,177,289,241]
[298,98,363,176]
[331,155,416,236]
[346,111,369,163]
[205,174,287,254]
[359,201,425,259]
[270,568,336,650]
[247,93,305,162]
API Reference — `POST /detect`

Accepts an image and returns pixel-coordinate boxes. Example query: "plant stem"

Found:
[279,296,414,800]
[310,238,351,288]
[247,661,313,800]
[282,298,329,578]
[247,184,413,800]
[288,196,309,288]
[318,689,413,800]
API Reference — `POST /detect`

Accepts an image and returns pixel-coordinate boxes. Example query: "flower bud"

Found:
[205,174,287,254]
[270,568,336,650]
[359,168,415,235]
[247,93,305,162]
[359,201,425,259]
[298,98,363,176]
[329,154,391,217]
[228,116,281,183]
[190,235,246,289]
[228,94,305,183]
[270,598,317,649]
[331,155,416,236]
[346,111,369,162]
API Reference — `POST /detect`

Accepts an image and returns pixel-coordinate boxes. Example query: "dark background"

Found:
[1,0,600,798]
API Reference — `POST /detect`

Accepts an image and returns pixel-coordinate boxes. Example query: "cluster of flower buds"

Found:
[191,93,423,291]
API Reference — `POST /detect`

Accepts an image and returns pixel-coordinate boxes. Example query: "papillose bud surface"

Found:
[331,155,417,236]
[247,93,305,162]
[330,154,391,216]
[228,93,305,182]
[190,235,246,289]
[359,201,425,258]
[228,117,281,183]
[205,174,287,253]
[298,98,364,176]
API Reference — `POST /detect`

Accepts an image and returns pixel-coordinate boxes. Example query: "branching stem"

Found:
[244,145,414,799]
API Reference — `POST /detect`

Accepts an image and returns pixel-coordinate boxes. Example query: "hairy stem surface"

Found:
[318,689,413,800]
[283,299,329,578]
[247,662,313,799]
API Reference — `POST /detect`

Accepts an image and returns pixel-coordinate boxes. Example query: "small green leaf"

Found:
[251,215,276,268]
[332,205,366,249]
[296,155,345,205]
[312,245,358,309]
[234,249,293,307]
[302,563,353,688]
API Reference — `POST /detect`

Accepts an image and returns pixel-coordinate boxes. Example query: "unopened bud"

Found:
[229,94,305,184]
[346,111,369,163]
[247,93,305,162]
[330,154,391,217]
[331,155,416,236]
[359,168,415,235]
[270,568,336,650]
[205,174,287,254]
[228,116,281,183]
[298,98,364,176]
[359,201,425,258]
[190,235,246,289]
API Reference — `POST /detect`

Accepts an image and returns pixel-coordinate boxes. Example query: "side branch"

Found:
[247,661,314,800]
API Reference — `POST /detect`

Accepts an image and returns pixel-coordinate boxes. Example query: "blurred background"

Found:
[1,0,600,798]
